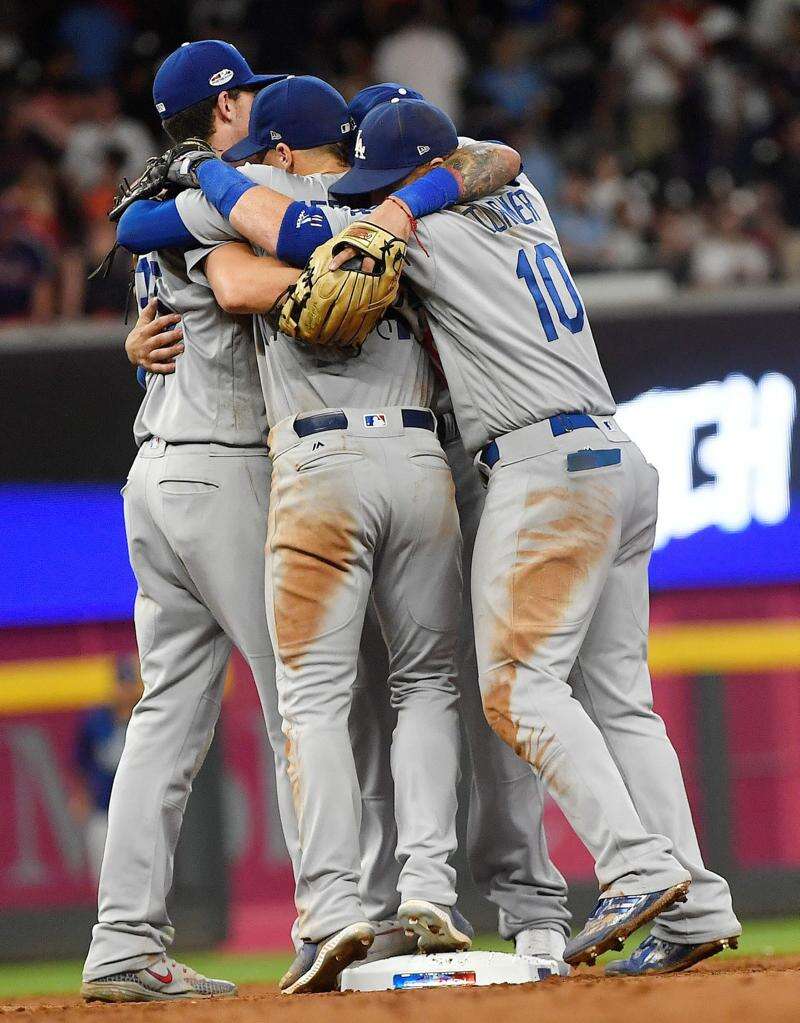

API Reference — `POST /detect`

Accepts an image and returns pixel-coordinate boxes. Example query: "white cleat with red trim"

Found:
[81,954,237,1002]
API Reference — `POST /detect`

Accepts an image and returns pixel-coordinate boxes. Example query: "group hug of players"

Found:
[79,40,740,1003]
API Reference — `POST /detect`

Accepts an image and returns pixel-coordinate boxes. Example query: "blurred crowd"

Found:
[2,0,800,325]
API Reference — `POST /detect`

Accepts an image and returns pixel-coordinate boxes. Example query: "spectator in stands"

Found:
[0,197,55,322]
[73,656,143,880]
[772,114,800,227]
[612,1,701,164]
[474,26,547,121]
[552,168,612,271]
[62,84,153,192]
[57,1,132,83]
[690,201,772,287]
[373,1,468,121]
[535,0,597,138]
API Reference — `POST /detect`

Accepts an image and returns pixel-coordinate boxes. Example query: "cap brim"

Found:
[330,163,418,198]
[241,72,287,89]
[222,135,268,163]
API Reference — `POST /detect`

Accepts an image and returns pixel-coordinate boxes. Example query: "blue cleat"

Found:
[280,922,374,994]
[564,881,691,966]
[605,933,739,976]
[398,900,474,953]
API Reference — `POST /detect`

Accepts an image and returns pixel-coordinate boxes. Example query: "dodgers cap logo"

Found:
[330,98,458,198]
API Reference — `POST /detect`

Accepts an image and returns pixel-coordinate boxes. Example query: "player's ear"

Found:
[428,157,445,168]
[215,90,236,124]
[274,143,293,170]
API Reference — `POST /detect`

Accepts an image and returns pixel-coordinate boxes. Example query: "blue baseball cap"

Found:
[222,75,354,163]
[347,82,425,128]
[153,40,283,121]
[331,98,458,198]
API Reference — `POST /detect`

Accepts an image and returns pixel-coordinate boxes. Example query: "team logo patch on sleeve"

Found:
[364,413,387,428]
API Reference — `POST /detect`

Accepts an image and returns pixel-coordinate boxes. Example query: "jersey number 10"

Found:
[516,243,585,342]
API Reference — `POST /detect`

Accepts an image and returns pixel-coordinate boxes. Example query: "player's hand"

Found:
[126,298,184,374]
[166,139,217,190]
[328,198,413,273]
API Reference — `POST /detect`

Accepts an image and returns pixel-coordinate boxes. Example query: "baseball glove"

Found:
[276,222,407,351]
[108,139,215,222]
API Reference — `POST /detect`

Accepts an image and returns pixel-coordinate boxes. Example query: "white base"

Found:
[340,951,564,992]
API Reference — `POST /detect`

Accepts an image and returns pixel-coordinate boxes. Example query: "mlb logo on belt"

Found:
[364,413,387,428]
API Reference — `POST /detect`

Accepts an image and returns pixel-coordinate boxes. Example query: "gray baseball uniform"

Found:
[179,164,573,941]
[83,249,299,981]
[319,174,740,941]
[180,164,576,942]
[179,165,463,943]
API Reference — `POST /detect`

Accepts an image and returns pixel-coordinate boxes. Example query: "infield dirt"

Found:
[5,957,798,1022]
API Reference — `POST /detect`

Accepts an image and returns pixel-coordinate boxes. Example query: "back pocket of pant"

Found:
[158,479,219,495]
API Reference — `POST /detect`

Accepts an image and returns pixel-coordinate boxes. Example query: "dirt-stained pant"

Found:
[84,441,297,981]
[473,417,740,942]
[445,434,570,939]
[266,408,462,943]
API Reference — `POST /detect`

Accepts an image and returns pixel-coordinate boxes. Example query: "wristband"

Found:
[392,167,461,219]
[196,160,257,219]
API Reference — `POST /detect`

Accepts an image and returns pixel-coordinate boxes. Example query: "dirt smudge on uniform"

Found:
[269,473,359,671]
[482,482,616,795]
[284,731,302,826]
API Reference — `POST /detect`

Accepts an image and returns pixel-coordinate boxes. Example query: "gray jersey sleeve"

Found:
[178,165,302,281]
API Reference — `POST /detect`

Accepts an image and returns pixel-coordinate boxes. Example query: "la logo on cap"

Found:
[354,131,366,160]
[209,68,234,86]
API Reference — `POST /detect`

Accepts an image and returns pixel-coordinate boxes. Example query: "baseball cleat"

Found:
[81,954,237,1002]
[604,934,739,976]
[360,917,419,964]
[280,922,375,995]
[515,927,571,976]
[563,881,691,966]
[398,900,473,953]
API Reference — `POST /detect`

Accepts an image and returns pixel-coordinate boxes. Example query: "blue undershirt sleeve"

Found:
[195,160,258,219]
[117,200,196,254]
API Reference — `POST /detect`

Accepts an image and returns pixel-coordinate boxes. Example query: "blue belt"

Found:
[480,413,598,469]
[294,408,436,438]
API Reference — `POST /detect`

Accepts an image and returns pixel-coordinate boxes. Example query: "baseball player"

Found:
[118,78,576,979]
[295,99,742,975]
[80,42,298,1004]
[345,85,570,966]
[204,97,741,975]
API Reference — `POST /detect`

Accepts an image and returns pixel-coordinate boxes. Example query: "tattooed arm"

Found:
[441,141,521,203]
[324,141,523,264]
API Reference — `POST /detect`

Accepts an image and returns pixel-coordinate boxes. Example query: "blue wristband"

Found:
[196,160,257,219]
[392,167,461,219]
[277,202,334,266]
